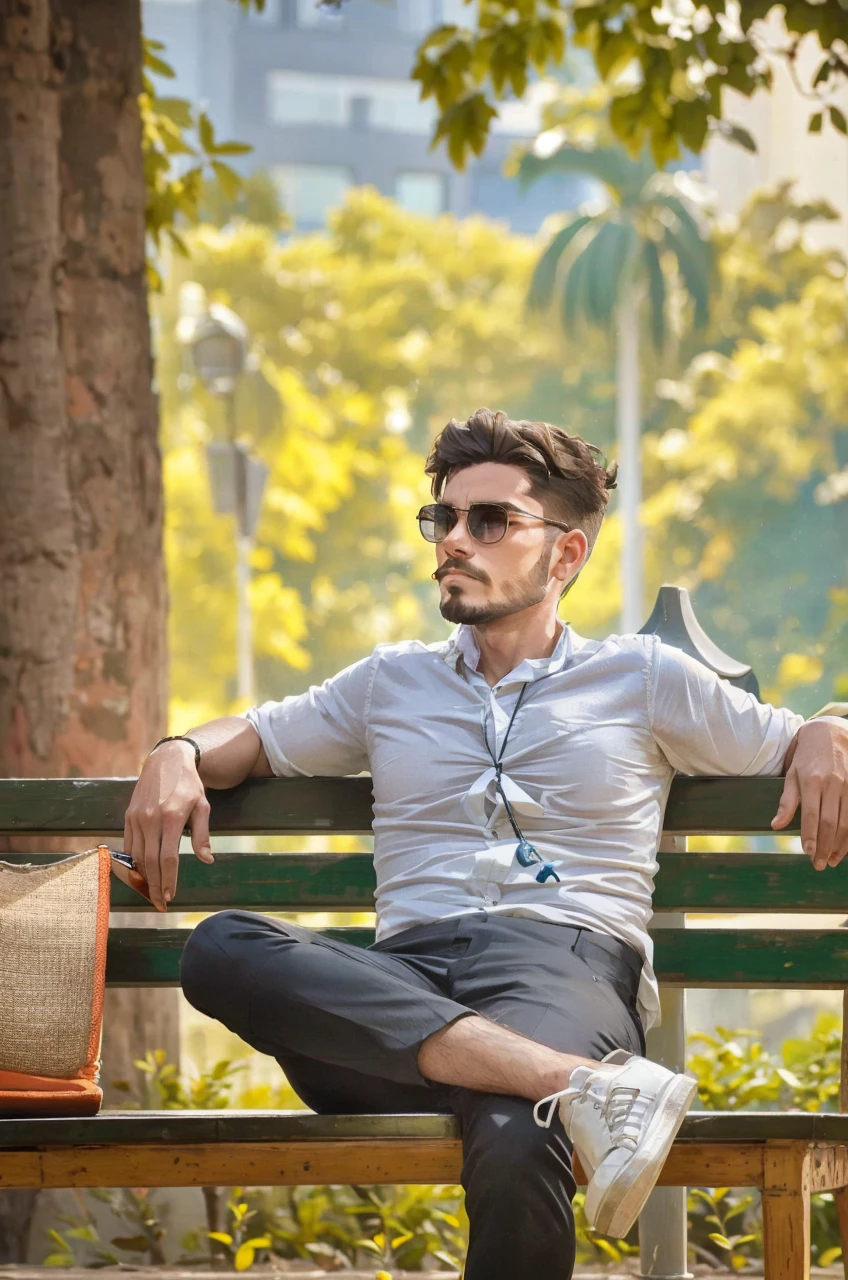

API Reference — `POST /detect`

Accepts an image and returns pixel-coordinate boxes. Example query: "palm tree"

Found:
[521,139,715,632]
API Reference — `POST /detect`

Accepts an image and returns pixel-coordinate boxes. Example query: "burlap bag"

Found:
[0,845,110,1116]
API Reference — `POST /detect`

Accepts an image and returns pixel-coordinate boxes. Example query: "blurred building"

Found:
[703,22,848,255]
[143,0,592,234]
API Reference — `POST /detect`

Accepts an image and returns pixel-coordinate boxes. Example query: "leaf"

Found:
[234,1244,256,1271]
[208,1231,234,1245]
[212,161,243,202]
[829,106,847,135]
[211,140,254,157]
[44,1255,74,1267]
[809,112,824,134]
[819,1247,843,1267]
[198,112,215,154]
[243,1236,271,1249]
[144,50,176,79]
[709,1233,732,1249]
[723,123,757,154]
[111,1235,150,1252]
[526,216,592,313]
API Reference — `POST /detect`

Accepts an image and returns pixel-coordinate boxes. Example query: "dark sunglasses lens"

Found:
[468,504,508,543]
[418,505,453,543]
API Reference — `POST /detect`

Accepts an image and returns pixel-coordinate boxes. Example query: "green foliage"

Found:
[687,1186,761,1271]
[688,1014,843,1114]
[153,179,847,729]
[521,87,716,349]
[43,1188,165,1268]
[206,1192,272,1271]
[154,188,621,725]
[684,1015,847,1269]
[413,0,848,169]
[141,38,252,288]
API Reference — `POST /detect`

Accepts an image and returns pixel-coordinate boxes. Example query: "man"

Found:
[126,409,848,1278]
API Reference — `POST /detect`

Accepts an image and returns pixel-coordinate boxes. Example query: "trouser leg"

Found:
[180,909,473,1088]
[455,1088,576,1280]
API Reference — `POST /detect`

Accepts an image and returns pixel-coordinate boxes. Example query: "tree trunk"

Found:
[0,0,176,1257]
[616,293,644,633]
[51,0,178,1106]
[0,2,71,1261]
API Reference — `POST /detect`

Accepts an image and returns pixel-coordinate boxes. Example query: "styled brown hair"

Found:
[425,408,618,559]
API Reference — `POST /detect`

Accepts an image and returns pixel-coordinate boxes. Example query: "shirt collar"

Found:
[441,620,573,684]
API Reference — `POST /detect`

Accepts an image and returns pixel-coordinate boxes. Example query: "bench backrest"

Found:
[1,773,846,992]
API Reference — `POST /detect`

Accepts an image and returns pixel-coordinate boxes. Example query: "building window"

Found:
[367,81,436,134]
[396,171,445,215]
[267,72,347,126]
[267,71,437,135]
[271,164,352,227]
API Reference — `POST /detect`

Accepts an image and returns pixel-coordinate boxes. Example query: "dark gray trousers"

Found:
[180,909,645,1280]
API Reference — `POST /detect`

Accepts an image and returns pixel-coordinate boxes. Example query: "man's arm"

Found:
[124,716,272,913]
[771,717,848,869]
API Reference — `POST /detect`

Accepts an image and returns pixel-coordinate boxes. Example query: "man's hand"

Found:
[771,719,848,869]
[124,741,213,911]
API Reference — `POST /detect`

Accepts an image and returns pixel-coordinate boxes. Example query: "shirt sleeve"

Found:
[648,638,805,777]
[244,653,374,777]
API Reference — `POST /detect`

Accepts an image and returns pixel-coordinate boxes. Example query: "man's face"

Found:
[432,462,583,626]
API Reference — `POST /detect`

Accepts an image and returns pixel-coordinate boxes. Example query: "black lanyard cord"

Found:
[479,676,561,882]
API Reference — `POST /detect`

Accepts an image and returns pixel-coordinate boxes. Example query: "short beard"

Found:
[439,542,554,625]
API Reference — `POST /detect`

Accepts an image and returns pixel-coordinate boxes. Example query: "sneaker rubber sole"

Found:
[586,1071,698,1239]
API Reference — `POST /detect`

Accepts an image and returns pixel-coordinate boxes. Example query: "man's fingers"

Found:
[798,777,824,867]
[138,810,165,910]
[159,808,187,905]
[189,796,214,863]
[812,782,841,868]
[772,769,800,830]
[827,796,848,868]
[124,814,134,859]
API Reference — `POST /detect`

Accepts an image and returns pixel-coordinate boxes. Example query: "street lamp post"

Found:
[180,298,267,706]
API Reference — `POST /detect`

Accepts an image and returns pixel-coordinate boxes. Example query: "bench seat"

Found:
[1,1112,847,1206]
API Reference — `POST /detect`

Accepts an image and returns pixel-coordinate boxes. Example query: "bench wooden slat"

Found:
[3,1109,848,1151]
[0,776,799,836]
[4,851,836,913]
[104,926,848,988]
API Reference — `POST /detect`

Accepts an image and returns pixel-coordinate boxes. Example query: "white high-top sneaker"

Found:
[534,1049,697,1239]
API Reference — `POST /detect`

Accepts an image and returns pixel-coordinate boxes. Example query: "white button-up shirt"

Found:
[246,623,805,1028]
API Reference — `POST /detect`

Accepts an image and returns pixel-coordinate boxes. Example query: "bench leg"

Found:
[762,1142,811,1280]
[834,1186,848,1280]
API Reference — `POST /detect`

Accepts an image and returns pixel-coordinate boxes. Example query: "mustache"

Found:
[434,561,490,585]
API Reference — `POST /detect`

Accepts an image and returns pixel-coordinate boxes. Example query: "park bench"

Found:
[0,586,847,1280]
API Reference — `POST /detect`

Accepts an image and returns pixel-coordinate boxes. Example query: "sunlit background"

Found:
[144,0,847,1161]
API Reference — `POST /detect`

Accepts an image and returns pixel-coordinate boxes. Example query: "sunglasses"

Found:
[417,502,572,545]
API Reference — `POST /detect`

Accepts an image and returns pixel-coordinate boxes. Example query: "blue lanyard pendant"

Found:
[515,838,561,884]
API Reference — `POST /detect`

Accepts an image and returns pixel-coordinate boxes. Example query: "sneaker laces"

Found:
[533,1071,649,1153]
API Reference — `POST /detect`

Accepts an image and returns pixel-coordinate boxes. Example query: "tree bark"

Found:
[0,2,70,1260]
[0,0,177,1258]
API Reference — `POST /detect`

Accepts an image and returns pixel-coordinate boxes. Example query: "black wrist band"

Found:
[150,735,202,768]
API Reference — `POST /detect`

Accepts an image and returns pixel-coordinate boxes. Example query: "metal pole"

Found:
[639,835,692,1280]
[617,294,643,634]
[228,392,254,706]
